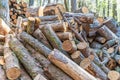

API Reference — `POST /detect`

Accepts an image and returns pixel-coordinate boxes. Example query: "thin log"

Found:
[90,41,102,49]
[9,37,47,79]
[0,56,5,65]
[48,49,97,80]
[4,35,21,80]
[33,29,52,49]
[95,36,106,44]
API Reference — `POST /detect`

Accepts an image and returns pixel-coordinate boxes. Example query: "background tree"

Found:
[71,0,77,12]
[29,0,34,6]
[0,0,9,23]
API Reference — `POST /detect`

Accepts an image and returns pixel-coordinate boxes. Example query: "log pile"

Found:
[9,0,27,24]
[2,3,120,80]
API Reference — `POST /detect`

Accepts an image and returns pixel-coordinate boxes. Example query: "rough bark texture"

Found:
[33,29,52,49]
[9,37,46,79]
[97,25,118,40]
[20,31,52,57]
[25,44,73,80]
[49,49,97,80]
[0,65,6,80]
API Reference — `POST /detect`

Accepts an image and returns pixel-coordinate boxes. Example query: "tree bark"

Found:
[0,65,6,80]
[4,35,21,80]
[29,0,34,6]
[25,44,73,80]
[0,0,10,23]
[9,38,46,79]
[71,0,77,12]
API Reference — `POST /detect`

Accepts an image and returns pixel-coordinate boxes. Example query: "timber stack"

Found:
[9,0,27,24]
[0,3,120,80]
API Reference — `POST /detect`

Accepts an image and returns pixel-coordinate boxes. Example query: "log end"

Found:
[6,67,21,80]
[108,71,120,80]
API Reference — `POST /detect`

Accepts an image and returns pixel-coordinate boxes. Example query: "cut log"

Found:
[33,29,52,49]
[4,35,21,80]
[0,45,3,55]
[41,25,67,55]
[97,25,118,40]
[56,32,72,41]
[48,49,97,80]
[0,35,5,42]
[108,71,120,80]
[0,18,11,35]
[25,44,72,80]
[71,51,84,64]
[26,17,35,34]
[0,65,6,80]
[62,40,77,54]
[77,42,90,57]
[95,36,106,44]
[9,37,46,79]
[20,31,52,57]
[34,17,41,30]
[34,74,47,80]
[107,47,114,54]
[0,56,5,65]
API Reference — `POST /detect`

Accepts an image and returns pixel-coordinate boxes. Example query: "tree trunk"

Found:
[71,0,77,12]
[29,0,34,6]
[64,0,69,11]
[9,38,47,79]
[0,0,10,23]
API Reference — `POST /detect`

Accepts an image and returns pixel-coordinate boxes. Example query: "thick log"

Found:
[0,65,6,80]
[77,42,90,57]
[62,40,77,54]
[9,38,47,79]
[0,18,11,35]
[4,35,21,80]
[25,44,73,80]
[95,36,106,44]
[97,25,118,40]
[56,32,72,41]
[108,71,120,80]
[49,49,97,80]
[33,29,52,49]
[41,25,67,55]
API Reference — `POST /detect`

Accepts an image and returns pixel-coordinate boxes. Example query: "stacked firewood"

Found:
[0,4,120,80]
[9,0,27,24]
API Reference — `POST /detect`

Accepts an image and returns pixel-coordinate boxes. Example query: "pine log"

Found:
[9,37,47,79]
[56,32,72,41]
[0,56,5,65]
[62,40,77,54]
[71,51,84,64]
[77,42,90,57]
[0,65,6,80]
[25,44,73,80]
[49,49,97,80]
[0,18,11,35]
[33,29,52,49]
[97,25,118,40]
[4,35,21,80]
[95,36,106,44]
[26,17,35,34]
[41,25,67,55]
[20,31,52,57]
[108,71,120,80]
